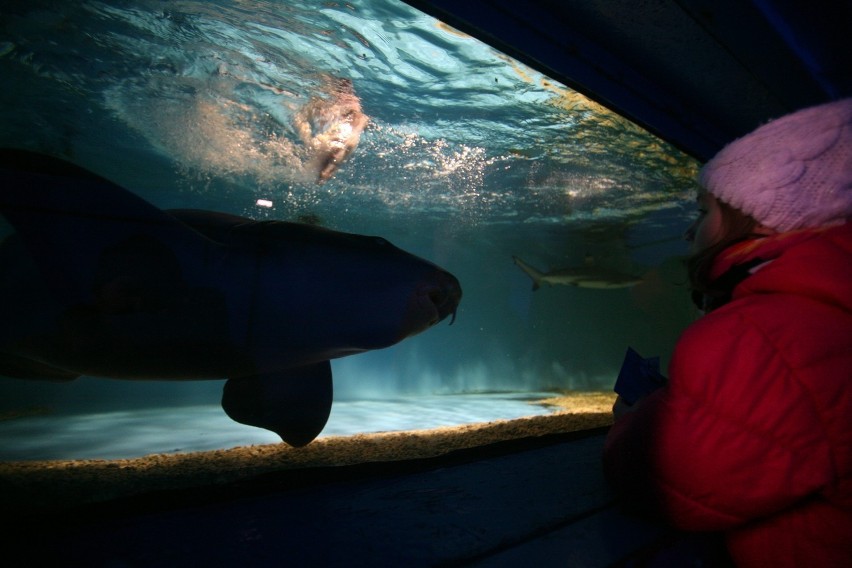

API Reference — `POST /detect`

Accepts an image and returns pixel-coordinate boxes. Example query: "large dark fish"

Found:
[0,150,461,446]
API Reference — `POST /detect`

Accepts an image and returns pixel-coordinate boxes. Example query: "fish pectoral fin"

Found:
[221,362,333,447]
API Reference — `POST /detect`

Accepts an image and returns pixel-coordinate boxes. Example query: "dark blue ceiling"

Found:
[403,0,852,161]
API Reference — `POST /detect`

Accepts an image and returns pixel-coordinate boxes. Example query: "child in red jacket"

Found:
[604,98,852,567]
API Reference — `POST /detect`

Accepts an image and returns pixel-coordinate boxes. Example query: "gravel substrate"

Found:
[0,392,615,515]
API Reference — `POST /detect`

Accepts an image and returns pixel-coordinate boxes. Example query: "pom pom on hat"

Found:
[699,98,852,232]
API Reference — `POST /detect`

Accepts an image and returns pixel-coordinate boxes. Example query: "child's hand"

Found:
[612,395,640,421]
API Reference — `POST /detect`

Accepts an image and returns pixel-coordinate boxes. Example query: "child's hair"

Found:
[687,199,761,310]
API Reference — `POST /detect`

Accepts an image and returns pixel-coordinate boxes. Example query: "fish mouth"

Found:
[426,270,462,325]
[402,270,462,338]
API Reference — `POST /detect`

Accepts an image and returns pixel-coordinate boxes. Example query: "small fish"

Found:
[513,255,642,290]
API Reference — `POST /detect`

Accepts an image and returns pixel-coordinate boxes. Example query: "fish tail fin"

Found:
[512,256,543,291]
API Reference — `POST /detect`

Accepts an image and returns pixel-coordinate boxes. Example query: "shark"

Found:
[512,255,642,290]
[0,149,461,446]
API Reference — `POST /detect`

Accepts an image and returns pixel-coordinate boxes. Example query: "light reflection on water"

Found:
[0,392,556,461]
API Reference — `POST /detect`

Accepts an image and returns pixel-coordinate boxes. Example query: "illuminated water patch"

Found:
[0,393,555,461]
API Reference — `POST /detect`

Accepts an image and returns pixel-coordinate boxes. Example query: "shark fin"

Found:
[512,256,542,291]
[222,362,333,447]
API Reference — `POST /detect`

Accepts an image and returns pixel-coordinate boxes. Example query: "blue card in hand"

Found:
[614,347,668,405]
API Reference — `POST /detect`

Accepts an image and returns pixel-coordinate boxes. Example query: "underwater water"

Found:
[0,0,700,460]
[0,393,555,460]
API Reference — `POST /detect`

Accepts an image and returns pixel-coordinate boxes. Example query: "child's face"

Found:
[684,190,724,253]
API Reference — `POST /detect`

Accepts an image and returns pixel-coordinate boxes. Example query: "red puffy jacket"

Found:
[603,223,852,567]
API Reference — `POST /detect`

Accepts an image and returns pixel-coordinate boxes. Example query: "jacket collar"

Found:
[710,226,832,282]
[696,226,837,313]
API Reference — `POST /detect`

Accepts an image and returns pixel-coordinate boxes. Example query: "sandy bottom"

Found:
[0,391,615,514]
[0,392,568,461]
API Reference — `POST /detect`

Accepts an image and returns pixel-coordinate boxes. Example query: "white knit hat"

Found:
[699,98,852,232]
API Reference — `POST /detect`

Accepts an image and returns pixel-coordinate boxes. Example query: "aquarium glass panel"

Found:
[0,0,699,460]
